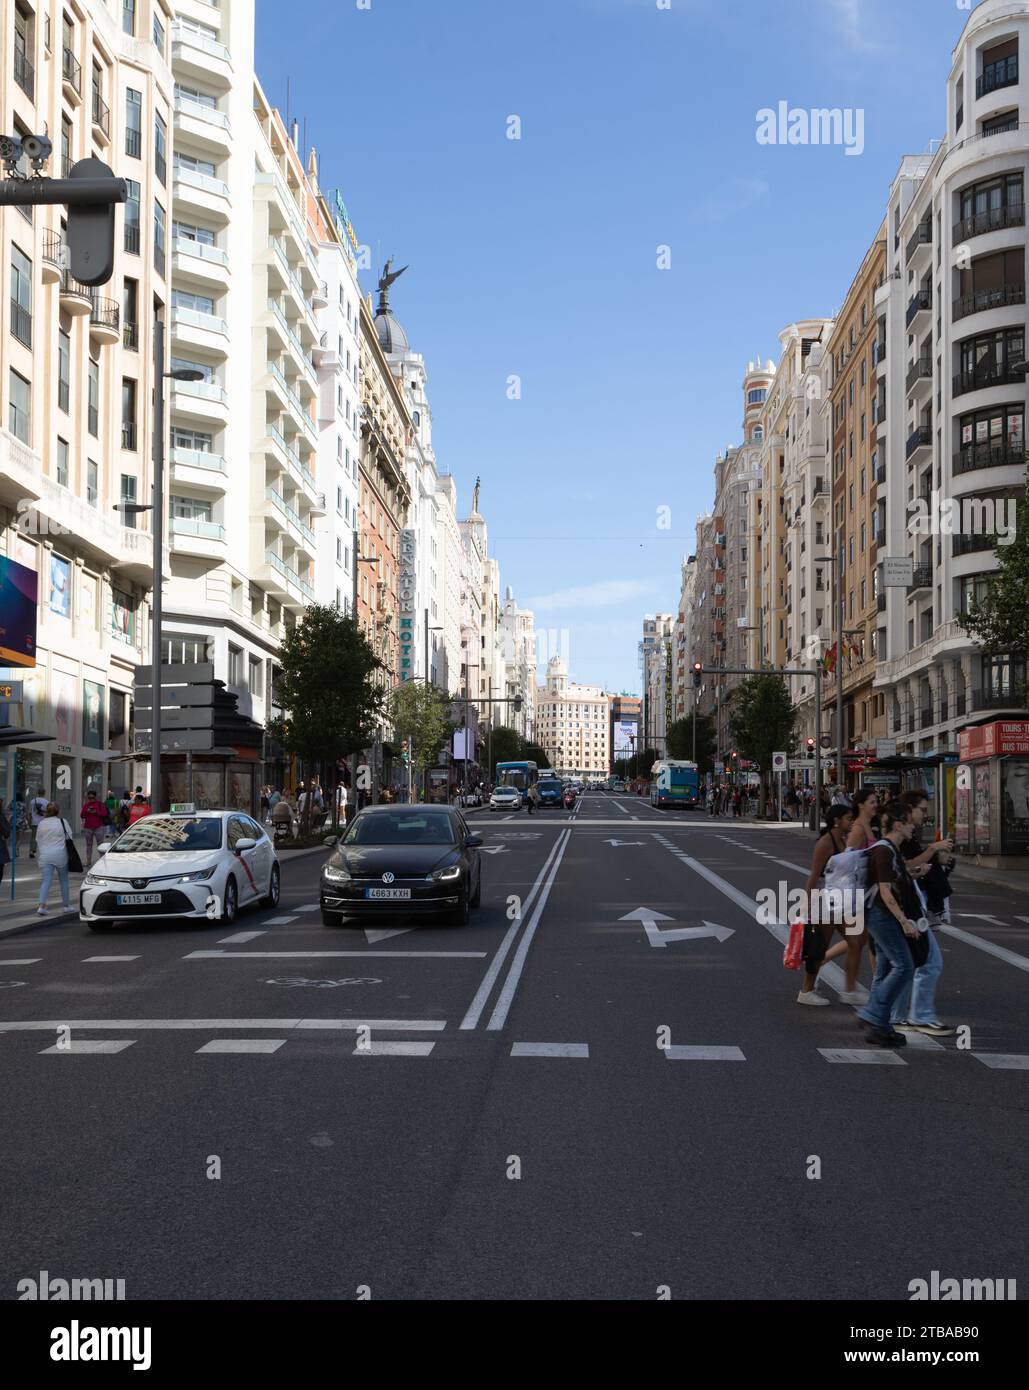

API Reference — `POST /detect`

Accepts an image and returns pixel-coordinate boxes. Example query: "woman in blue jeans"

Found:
[856,801,921,1048]
[35,803,72,915]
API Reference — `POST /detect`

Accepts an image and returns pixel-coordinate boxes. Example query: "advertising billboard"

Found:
[0,555,38,668]
[613,719,637,756]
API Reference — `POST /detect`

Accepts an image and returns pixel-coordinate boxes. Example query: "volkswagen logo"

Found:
[381,871,395,884]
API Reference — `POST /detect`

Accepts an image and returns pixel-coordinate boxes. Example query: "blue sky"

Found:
[256,0,977,694]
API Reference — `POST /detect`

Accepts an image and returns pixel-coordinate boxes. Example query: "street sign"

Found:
[0,681,23,700]
[134,707,215,731]
[714,760,724,774]
[132,685,219,709]
[789,758,815,770]
[772,751,787,772]
[875,738,897,758]
[882,556,914,587]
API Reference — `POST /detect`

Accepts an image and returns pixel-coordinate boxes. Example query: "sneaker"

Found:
[797,989,830,1007]
[839,988,870,1005]
[911,1022,955,1037]
[892,1022,918,1031]
[36,906,47,915]
[863,1025,906,1048]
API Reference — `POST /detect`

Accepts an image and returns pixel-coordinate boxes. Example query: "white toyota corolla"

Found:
[79,807,280,932]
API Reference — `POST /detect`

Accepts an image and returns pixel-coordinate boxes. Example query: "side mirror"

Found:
[323,834,339,847]
[466,834,483,848]
[234,837,257,853]
[96,841,110,854]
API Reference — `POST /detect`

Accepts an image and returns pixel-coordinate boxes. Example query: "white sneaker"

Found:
[839,988,869,1005]
[797,989,830,1006]
[36,906,47,915]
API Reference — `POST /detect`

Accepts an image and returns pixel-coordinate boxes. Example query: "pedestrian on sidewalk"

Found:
[796,804,854,1006]
[36,803,73,915]
[0,803,11,886]
[27,787,48,858]
[889,789,955,1037]
[118,790,132,832]
[80,788,107,868]
[128,793,150,826]
[856,800,924,1048]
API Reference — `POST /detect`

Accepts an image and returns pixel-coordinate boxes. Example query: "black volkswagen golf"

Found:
[320,805,483,927]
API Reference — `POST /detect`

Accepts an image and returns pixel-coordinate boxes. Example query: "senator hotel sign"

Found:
[399,529,417,681]
[959,720,1029,761]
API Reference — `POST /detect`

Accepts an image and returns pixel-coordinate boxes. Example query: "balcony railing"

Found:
[171,22,232,65]
[953,283,1025,321]
[905,424,932,458]
[953,202,1024,242]
[89,295,120,335]
[123,321,139,351]
[873,337,887,365]
[172,164,230,200]
[174,236,228,266]
[908,564,932,590]
[905,286,932,326]
[125,127,142,158]
[953,360,1027,395]
[14,49,34,99]
[43,230,65,276]
[906,217,932,261]
[174,94,231,133]
[173,304,228,336]
[92,91,110,136]
[62,47,81,95]
[953,533,996,556]
[171,447,226,473]
[124,222,141,254]
[953,440,1027,474]
[971,687,1029,713]
[905,354,933,392]
[976,56,1018,99]
[265,548,314,599]
[172,378,228,406]
[10,301,31,348]
[172,516,225,542]
[121,423,137,450]
[59,268,93,302]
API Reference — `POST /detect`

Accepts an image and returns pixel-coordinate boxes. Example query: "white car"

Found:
[489,786,522,812]
[79,808,280,932]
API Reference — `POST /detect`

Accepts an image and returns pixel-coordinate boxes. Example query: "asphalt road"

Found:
[1,791,1027,1301]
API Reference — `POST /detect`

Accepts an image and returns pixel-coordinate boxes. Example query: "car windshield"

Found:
[111,817,223,853]
[539,780,562,792]
[345,813,458,846]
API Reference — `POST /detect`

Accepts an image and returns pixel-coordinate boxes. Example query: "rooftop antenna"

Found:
[286,76,292,129]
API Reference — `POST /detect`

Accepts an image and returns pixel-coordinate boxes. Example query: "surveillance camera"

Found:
[0,135,23,172]
[22,133,52,168]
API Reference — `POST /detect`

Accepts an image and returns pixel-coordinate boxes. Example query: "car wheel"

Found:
[321,908,343,927]
[261,863,280,909]
[87,919,115,933]
[450,891,470,926]
[221,877,238,923]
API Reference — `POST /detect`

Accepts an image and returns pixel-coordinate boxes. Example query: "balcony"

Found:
[171,21,233,89]
[172,165,231,223]
[62,48,82,104]
[908,564,932,592]
[953,440,1027,474]
[312,331,340,372]
[41,230,64,285]
[953,360,1027,396]
[88,295,120,346]
[906,217,932,263]
[953,203,1025,242]
[312,280,329,309]
[170,515,226,553]
[170,377,229,426]
[58,269,92,317]
[264,488,316,548]
[172,304,229,354]
[173,95,232,154]
[14,49,34,100]
[172,236,230,289]
[905,424,931,459]
[976,56,1018,99]
[170,447,228,492]
[873,337,887,366]
[905,286,932,327]
[952,283,1025,322]
[953,532,995,556]
[91,91,110,143]
[263,548,314,605]
[971,687,1028,713]
[905,354,933,394]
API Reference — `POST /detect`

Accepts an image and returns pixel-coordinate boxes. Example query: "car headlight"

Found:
[83,873,107,887]
[323,864,351,883]
[178,867,217,883]
[432,864,462,882]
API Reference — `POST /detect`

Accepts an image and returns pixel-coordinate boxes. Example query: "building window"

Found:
[56,437,69,487]
[121,379,137,450]
[124,178,141,252]
[154,200,166,277]
[249,656,263,697]
[155,110,168,184]
[125,89,142,158]
[87,460,98,506]
[123,0,136,37]
[8,370,30,443]
[172,426,213,451]
[87,359,100,436]
[10,245,32,347]
[227,645,244,687]
[162,634,209,664]
[120,474,137,528]
[171,495,212,521]
[153,11,165,54]
[123,278,138,350]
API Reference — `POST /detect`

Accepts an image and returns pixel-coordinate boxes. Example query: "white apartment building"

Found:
[459,495,487,715]
[497,585,536,739]
[672,554,697,722]
[535,655,609,779]
[639,612,673,751]
[874,0,1029,755]
[435,471,464,695]
[0,0,170,818]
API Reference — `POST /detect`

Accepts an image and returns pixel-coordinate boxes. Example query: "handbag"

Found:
[63,820,83,874]
[908,928,931,968]
[783,919,805,970]
[802,922,827,967]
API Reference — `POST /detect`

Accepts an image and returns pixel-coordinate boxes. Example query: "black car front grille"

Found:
[92,889,196,916]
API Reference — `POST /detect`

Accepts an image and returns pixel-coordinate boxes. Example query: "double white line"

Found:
[461,829,571,1031]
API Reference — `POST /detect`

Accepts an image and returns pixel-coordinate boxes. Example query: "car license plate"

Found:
[365,888,411,900]
[115,893,162,905]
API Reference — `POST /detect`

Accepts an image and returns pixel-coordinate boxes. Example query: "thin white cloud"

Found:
[692,177,769,224]
[526,579,657,612]
[828,0,880,53]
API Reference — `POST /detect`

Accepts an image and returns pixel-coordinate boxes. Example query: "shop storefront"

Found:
[956,720,1029,863]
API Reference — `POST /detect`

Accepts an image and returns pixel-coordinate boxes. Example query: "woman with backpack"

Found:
[855,800,926,1048]
[796,803,855,1006]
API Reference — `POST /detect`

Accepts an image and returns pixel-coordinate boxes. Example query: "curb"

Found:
[0,843,330,940]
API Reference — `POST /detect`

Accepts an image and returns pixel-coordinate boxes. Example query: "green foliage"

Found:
[958,471,1029,661]
[268,604,384,765]
[667,713,716,773]
[728,675,796,774]
[489,725,523,775]
[521,740,550,770]
[389,682,452,769]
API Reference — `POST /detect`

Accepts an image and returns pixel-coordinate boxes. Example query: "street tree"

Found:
[389,682,452,796]
[958,469,1029,681]
[489,725,522,777]
[522,740,550,770]
[728,674,796,815]
[667,713,716,773]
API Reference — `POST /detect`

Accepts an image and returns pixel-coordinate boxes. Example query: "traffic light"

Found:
[730,751,738,761]
[67,158,118,285]
[692,661,703,688]
[513,695,523,713]
[806,737,816,753]
[401,738,410,765]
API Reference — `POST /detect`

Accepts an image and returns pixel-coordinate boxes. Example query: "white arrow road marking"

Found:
[480,845,509,855]
[0,959,41,966]
[604,839,645,847]
[619,907,734,948]
[1016,916,1029,926]
[364,927,415,944]
[936,925,1029,973]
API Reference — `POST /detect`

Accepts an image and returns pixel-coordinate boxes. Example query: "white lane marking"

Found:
[510,1042,589,1058]
[364,927,414,943]
[294,904,320,913]
[818,1049,907,1065]
[183,949,485,960]
[935,924,1029,974]
[612,800,630,816]
[487,830,572,1031]
[954,913,1007,927]
[217,930,267,944]
[39,1040,136,1055]
[972,1053,1029,1070]
[900,1031,946,1051]
[0,959,41,966]
[460,830,569,1031]
[480,845,509,855]
[1017,916,1029,926]
[663,1045,746,1061]
[83,956,140,963]
[262,916,298,925]
[0,1018,446,1032]
[353,1040,435,1056]
[197,1039,286,1054]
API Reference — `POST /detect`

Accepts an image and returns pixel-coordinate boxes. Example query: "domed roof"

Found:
[375,310,409,356]
[547,654,567,676]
